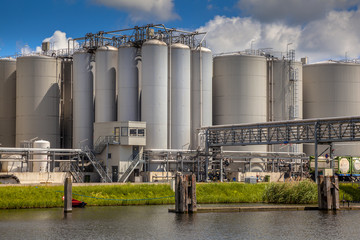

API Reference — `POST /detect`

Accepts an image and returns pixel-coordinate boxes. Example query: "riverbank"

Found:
[0,181,360,209]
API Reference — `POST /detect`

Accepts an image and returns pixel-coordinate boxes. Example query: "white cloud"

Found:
[198,9,360,63]
[237,0,359,25]
[197,16,300,55]
[92,0,179,22]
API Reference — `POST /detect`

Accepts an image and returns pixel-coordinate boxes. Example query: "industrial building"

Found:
[0,24,359,184]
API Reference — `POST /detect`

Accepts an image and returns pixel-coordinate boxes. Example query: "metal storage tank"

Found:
[270,60,303,153]
[16,56,61,148]
[303,62,360,156]
[141,39,168,149]
[118,44,138,121]
[190,47,212,149]
[95,46,118,122]
[61,59,73,148]
[213,54,267,152]
[170,43,191,149]
[32,140,50,172]
[73,52,94,149]
[0,59,16,147]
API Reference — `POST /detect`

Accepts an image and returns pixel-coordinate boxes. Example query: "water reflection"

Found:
[1,206,360,240]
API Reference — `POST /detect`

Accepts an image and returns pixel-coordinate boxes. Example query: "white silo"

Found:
[141,39,168,149]
[118,44,138,121]
[303,61,360,156]
[73,52,94,149]
[95,46,118,122]
[33,140,50,172]
[270,60,303,153]
[170,43,191,149]
[0,59,16,147]
[213,54,267,152]
[16,56,61,148]
[190,47,212,149]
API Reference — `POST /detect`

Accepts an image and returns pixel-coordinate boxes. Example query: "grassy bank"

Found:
[1,182,360,209]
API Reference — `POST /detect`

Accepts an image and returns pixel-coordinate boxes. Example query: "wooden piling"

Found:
[64,176,72,213]
[318,176,339,210]
[175,173,197,213]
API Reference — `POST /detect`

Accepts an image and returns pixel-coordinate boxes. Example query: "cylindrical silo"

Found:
[95,46,118,122]
[0,59,16,147]
[213,54,267,152]
[303,62,360,156]
[73,52,94,149]
[61,59,73,149]
[270,60,303,153]
[33,140,50,172]
[118,44,138,121]
[141,39,168,149]
[190,47,212,149]
[16,56,61,148]
[170,43,191,149]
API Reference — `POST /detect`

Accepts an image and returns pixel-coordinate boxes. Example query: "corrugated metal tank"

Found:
[270,60,303,153]
[16,56,61,148]
[61,59,73,148]
[32,140,50,172]
[213,54,267,151]
[170,43,191,149]
[95,46,118,122]
[303,62,360,156]
[118,44,138,121]
[73,52,94,149]
[141,39,168,149]
[0,59,16,147]
[190,47,212,149]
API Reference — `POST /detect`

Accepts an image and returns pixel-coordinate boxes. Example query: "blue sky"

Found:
[1,0,360,62]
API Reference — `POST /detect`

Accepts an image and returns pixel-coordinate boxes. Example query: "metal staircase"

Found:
[84,146,112,183]
[70,162,84,183]
[118,153,142,183]
[93,135,120,154]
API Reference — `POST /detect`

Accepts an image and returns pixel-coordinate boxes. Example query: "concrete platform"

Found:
[169,205,360,213]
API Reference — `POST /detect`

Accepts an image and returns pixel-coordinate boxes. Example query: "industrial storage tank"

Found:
[95,46,118,122]
[16,56,61,148]
[32,140,50,172]
[303,61,360,156]
[170,43,191,149]
[118,44,138,121]
[0,59,16,147]
[270,60,303,153]
[61,59,73,149]
[141,39,168,149]
[73,52,94,149]
[213,54,267,152]
[190,47,212,149]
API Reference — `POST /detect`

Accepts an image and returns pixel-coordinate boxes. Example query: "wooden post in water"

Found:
[175,173,197,213]
[64,176,72,213]
[318,176,339,210]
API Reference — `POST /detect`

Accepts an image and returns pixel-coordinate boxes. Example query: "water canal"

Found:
[1,205,359,239]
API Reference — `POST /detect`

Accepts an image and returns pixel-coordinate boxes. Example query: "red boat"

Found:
[62,196,87,208]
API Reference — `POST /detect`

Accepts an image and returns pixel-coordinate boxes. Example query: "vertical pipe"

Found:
[315,122,319,183]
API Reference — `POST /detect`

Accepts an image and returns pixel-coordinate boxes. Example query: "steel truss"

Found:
[203,116,360,181]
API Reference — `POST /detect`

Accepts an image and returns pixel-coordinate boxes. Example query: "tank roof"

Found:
[97,45,118,51]
[171,43,189,49]
[192,46,211,53]
[143,39,167,46]
[304,60,360,67]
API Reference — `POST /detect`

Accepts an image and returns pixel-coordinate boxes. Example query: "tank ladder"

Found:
[84,146,112,183]
[118,153,142,183]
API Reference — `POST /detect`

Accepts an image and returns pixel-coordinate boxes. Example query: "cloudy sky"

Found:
[1,0,359,62]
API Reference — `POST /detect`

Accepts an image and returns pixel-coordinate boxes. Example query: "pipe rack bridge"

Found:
[204,116,360,147]
[203,116,360,181]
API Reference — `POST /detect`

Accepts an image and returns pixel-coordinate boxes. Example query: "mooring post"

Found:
[318,175,339,210]
[175,173,197,213]
[64,176,72,213]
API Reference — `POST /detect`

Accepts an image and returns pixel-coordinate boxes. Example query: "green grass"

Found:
[2,181,360,209]
[262,180,318,204]
[196,182,267,203]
